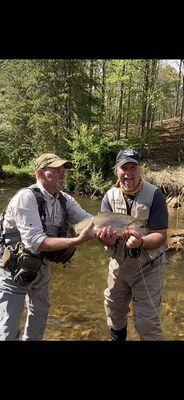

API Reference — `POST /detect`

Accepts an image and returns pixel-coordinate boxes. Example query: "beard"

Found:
[56,181,64,191]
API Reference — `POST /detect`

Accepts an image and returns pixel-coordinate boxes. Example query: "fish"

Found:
[74,212,145,237]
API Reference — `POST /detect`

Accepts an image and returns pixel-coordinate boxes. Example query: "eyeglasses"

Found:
[43,167,66,174]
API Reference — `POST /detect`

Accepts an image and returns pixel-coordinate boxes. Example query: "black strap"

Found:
[28,184,69,237]
[1,185,75,265]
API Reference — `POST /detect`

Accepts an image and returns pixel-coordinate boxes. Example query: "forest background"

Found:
[0,59,184,197]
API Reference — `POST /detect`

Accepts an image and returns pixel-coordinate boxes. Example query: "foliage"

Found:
[65,124,123,194]
[0,59,101,166]
[89,169,113,197]
[2,163,35,184]
[0,59,183,193]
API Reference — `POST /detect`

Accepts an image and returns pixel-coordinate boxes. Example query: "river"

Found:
[0,183,184,340]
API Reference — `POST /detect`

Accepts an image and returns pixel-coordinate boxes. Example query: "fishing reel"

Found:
[127,248,141,258]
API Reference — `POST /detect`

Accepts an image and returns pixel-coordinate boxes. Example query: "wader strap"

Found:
[29,185,68,235]
[0,209,6,249]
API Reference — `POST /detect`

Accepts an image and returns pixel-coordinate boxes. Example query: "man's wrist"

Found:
[139,237,144,249]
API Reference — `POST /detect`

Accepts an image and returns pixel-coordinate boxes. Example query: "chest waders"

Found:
[0,185,76,288]
[105,184,167,341]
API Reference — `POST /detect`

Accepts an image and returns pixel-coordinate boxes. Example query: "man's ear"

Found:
[36,169,44,179]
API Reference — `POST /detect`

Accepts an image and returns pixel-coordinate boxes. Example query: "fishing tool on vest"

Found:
[127,247,141,258]
[0,191,42,287]
[2,242,42,288]
[0,184,76,288]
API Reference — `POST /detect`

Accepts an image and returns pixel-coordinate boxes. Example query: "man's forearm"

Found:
[37,235,87,252]
[141,230,167,250]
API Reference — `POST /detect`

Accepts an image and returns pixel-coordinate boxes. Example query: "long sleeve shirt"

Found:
[3,181,92,253]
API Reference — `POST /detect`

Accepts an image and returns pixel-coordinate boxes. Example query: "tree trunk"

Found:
[88,59,94,129]
[147,59,158,131]
[67,62,72,130]
[140,60,150,136]
[116,64,125,140]
[125,71,132,138]
[175,60,182,117]
[64,61,72,129]
[180,72,184,125]
[178,72,184,162]
[100,60,106,130]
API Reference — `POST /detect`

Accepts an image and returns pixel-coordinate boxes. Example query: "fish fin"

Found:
[97,211,112,215]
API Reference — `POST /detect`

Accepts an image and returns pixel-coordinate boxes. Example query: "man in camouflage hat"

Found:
[0,153,95,340]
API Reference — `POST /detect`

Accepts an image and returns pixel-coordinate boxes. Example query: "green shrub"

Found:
[65,124,124,194]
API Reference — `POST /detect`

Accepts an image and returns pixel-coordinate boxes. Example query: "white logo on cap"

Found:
[123,150,135,156]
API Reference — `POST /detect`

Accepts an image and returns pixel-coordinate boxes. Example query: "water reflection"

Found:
[162,252,184,340]
[0,184,184,340]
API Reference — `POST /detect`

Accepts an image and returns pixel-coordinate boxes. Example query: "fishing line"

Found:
[136,256,164,329]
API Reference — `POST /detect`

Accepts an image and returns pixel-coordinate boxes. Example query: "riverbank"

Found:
[1,162,184,199]
[1,174,184,254]
[0,164,35,186]
[143,164,184,198]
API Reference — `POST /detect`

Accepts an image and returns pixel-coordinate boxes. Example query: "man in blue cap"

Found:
[96,148,168,341]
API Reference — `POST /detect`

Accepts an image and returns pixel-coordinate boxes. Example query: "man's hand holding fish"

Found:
[122,228,143,249]
[96,225,117,247]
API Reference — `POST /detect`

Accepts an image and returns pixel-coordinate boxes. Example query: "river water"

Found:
[0,183,184,340]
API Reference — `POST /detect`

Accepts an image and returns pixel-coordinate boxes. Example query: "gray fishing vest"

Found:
[0,185,76,265]
[105,181,167,265]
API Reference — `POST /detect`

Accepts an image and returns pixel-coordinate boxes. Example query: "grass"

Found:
[2,164,35,185]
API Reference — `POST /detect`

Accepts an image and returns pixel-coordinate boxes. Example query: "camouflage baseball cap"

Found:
[35,153,72,170]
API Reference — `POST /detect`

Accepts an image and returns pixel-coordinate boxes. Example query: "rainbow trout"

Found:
[74,212,145,237]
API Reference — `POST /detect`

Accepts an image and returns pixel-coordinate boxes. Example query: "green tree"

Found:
[65,124,123,194]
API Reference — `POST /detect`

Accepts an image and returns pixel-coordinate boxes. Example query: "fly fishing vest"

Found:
[0,184,76,266]
[105,181,167,265]
[30,184,76,264]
